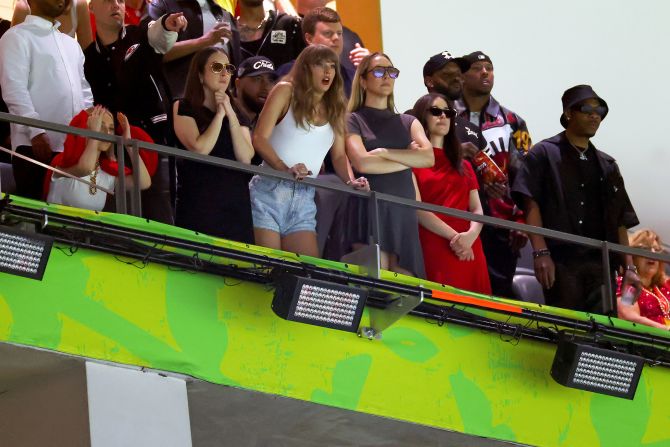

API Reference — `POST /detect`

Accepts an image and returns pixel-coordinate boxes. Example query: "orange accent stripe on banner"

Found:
[431,290,524,314]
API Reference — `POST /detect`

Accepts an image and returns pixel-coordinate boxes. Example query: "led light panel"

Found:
[0,226,53,280]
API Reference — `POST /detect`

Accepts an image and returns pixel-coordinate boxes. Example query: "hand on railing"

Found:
[347,176,369,191]
[288,163,311,181]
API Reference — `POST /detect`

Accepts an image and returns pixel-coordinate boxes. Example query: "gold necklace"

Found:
[646,286,670,318]
[236,15,267,32]
[89,161,100,195]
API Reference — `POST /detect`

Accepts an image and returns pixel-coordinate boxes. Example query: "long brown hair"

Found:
[183,47,230,122]
[630,229,668,287]
[411,93,463,174]
[287,45,345,135]
[348,52,396,113]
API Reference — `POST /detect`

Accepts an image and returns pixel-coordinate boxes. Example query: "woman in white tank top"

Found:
[251,44,368,256]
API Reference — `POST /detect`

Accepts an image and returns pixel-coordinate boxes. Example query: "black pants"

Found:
[480,226,518,298]
[11,145,54,200]
[544,253,612,313]
[141,154,174,224]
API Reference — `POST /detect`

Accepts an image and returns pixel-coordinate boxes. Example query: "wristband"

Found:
[532,249,551,259]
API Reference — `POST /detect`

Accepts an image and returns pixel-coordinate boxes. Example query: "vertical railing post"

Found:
[601,241,614,315]
[129,139,142,217]
[114,136,127,214]
[367,191,380,246]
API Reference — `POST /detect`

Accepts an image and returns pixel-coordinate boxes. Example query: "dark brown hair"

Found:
[183,47,230,121]
[288,45,345,135]
[411,93,463,174]
[301,6,340,37]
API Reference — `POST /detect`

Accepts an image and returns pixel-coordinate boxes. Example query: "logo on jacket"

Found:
[124,44,139,61]
[271,30,286,44]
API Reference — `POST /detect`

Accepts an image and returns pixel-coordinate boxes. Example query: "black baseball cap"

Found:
[423,51,464,77]
[456,51,493,72]
[237,56,278,79]
[560,84,609,128]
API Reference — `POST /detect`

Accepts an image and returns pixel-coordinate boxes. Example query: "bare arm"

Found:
[466,189,484,236]
[163,23,231,62]
[524,196,555,289]
[374,119,434,168]
[74,0,93,49]
[11,0,29,26]
[330,132,354,184]
[222,94,254,164]
[345,133,408,174]
[172,100,224,155]
[118,113,151,191]
[252,82,292,171]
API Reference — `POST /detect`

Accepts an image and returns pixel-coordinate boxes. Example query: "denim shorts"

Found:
[249,175,317,237]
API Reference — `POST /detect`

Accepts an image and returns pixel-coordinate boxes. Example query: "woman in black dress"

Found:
[173,47,255,243]
[346,52,434,277]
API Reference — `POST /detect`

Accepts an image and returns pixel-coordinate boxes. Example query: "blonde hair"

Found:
[347,52,397,113]
[287,45,345,135]
[630,229,667,287]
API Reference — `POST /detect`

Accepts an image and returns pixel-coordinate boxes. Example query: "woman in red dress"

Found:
[410,93,491,294]
[616,229,670,331]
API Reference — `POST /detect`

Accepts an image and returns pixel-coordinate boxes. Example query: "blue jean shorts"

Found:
[249,175,317,237]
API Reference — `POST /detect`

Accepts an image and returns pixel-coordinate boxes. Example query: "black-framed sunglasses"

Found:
[576,104,606,117]
[366,66,400,79]
[428,106,457,118]
[210,62,236,75]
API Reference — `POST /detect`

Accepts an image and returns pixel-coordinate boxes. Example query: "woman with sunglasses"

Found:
[346,52,433,277]
[173,47,255,243]
[616,229,670,330]
[251,45,368,256]
[410,93,490,294]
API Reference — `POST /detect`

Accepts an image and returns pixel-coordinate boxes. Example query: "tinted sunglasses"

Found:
[211,62,236,75]
[366,66,400,79]
[428,106,457,118]
[576,104,607,117]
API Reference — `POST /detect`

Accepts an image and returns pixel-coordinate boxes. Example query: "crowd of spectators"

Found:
[0,0,667,330]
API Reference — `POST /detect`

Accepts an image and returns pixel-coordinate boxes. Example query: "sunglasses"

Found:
[576,104,607,117]
[210,62,236,75]
[428,106,456,118]
[366,66,400,79]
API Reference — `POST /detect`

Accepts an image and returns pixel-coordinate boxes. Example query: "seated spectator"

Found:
[12,0,93,49]
[236,0,304,68]
[148,0,241,98]
[616,229,670,331]
[233,55,278,130]
[46,107,154,211]
[251,44,367,256]
[345,52,433,277]
[173,47,255,243]
[410,93,490,294]
[0,0,93,200]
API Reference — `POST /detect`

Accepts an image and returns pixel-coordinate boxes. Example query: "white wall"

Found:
[381,0,670,241]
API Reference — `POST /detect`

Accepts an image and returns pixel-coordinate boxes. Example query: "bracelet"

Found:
[532,249,551,259]
[625,265,638,273]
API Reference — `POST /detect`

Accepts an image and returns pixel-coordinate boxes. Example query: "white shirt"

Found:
[0,15,93,152]
[47,170,116,211]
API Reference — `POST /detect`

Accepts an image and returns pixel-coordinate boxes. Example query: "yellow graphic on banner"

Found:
[0,295,13,339]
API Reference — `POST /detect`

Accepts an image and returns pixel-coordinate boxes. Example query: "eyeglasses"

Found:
[428,106,456,118]
[365,66,400,79]
[210,62,236,75]
[576,104,607,117]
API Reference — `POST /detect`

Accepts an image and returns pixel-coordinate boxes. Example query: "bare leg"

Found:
[388,252,414,276]
[254,228,281,250]
[282,231,319,257]
[350,243,391,270]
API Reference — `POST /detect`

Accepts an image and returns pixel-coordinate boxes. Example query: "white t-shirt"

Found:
[47,170,116,211]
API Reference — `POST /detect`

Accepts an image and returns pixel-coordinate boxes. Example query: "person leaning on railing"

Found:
[616,229,670,331]
[45,106,155,212]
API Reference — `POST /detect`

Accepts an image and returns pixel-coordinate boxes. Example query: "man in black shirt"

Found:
[237,0,305,68]
[233,55,277,131]
[86,0,186,223]
[512,85,640,311]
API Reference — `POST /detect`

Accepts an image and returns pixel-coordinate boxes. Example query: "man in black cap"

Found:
[512,85,640,311]
[455,50,531,298]
[233,55,278,131]
[422,50,485,158]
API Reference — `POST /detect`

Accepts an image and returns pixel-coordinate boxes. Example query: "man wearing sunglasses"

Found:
[455,50,531,299]
[512,85,640,312]
[421,50,486,159]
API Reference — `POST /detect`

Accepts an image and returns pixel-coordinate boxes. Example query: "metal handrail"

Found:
[2,111,668,314]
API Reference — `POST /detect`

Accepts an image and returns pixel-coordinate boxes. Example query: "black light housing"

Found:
[272,272,367,332]
[551,337,644,400]
[0,225,53,280]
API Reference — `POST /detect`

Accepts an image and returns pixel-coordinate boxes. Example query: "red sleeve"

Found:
[463,160,479,191]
